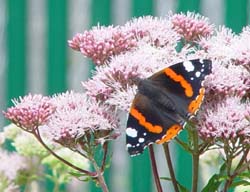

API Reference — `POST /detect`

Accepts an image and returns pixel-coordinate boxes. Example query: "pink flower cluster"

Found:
[68,16,181,66]
[232,26,250,71]
[4,12,250,152]
[198,97,250,143]
[46,91,118,147]
[82,44,173,111]
[124,16,180,47]
[73,13,249,143]
[68,25,138,65]
[3,94,55,132]
[171,12,214,42]
[204,62,249,98]
[199,27,235,61]
[3,92,119,148]
[0,149,29,181]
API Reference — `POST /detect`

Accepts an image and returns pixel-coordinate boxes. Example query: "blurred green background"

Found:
[0,0,249,191]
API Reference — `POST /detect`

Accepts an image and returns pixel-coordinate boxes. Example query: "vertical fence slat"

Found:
[47,0,68,95]
[90,0,111,191]
[46,0,68,191]
[7,0,27,107]
[177,0,200,12]
[132,0,154,17]
[176,1,201,190]
[0,0,6,129]
[91,0,111,26]
[225,0,248,33]
[130,2,154,192]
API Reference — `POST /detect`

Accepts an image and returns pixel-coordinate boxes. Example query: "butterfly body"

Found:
[126,59,212,156]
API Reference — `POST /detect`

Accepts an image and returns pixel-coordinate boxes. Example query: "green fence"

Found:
[1,0,250,191]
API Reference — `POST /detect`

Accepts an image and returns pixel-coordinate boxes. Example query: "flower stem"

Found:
[148,145,163,192]
[163,143,179,192]
[223,149,250,191]
[92,158,109,192]
[101,142,109,172]
[34,128,95,176]
[235,148,250,172]
[191,129,199,192]
[223,141,233,192]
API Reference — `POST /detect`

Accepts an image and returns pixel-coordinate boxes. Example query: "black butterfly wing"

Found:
[126,59,212,156]
[149,59,212,118]
[126,93,183,156]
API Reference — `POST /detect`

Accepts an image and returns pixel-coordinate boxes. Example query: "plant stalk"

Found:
[148,145,163,192]
[92,158,109,192]
[223,158,250,192]
[101,142,109,172]
[223,141,233,192]
[191,129,199,192]
[163,143,179,192]
[34,128,95,176]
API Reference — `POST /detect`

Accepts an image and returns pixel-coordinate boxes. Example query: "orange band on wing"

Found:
[130,108,163,133]
[164,68,193,97]
[156,124,182,144]
[188,88,205,114]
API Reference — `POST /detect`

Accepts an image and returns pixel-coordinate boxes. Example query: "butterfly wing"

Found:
[126,59,212,156]
[126,93,183,156]
[149,59,212,118]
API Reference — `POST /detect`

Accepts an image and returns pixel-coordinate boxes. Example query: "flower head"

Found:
[13,131,48,157]
[68,25,138,65]
[106,85,137,112]
[3,94,56,132]
[204,61,249,98]
[198,96,250,142]
[46,91,119,148]
[83,43,177,106]
[199,27,235,62]
[232,26,250,71]
[3,124,22,140]
[123,15,180,47]
[171,12,214,42]
[0,150,29,181]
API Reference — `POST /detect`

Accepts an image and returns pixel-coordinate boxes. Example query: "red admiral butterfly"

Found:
[126,59,212,156]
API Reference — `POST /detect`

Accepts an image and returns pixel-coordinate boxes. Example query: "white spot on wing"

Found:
[199,59,204,63]
[195,71,201,77]
[138,138,145,143]
[183,61,195,72]
[126,144,132,148]
[126,128,138,138]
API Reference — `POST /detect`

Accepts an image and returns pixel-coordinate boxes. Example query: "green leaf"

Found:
[219,162,227,174]
[160,177,172,181]
[238,171,250,178]
[69,171,87,177]
[69,171,92,182]
[175,138,192,153]
[177,182,190,192]
[230,180,250,188]
[160,177,189,192]
[201,174,223,192]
